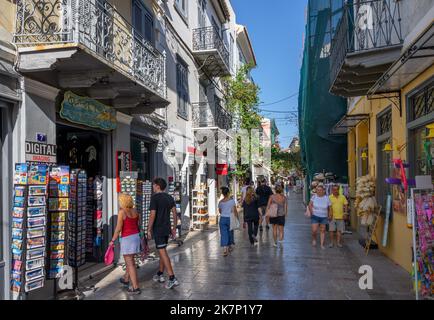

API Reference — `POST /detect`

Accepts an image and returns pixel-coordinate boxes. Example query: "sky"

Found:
[231,0,308,148]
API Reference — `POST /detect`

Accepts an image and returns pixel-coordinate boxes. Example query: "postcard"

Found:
[51,231,65,241]
[29,185,47,196]
[28,196,46,207]
[27,216,46,228]
[14,186,26,197]
[27,206,46,217]
[12,239,23,250]
[27,237,45,249]
[28,164,48,185]
[26,257,45,271]
[14,196,25,208]
[27,226,45,239]
[25,268,44,282]
[24,278,44,292]
[12,228,23,240]
[12,217,24,229]
[12,207,24,218]
[51,212,66,222]
[26,247,45,260]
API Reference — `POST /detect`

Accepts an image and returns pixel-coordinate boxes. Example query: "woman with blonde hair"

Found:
[109,193,141,294]
[242,186,260,246]
[266,185,288,248]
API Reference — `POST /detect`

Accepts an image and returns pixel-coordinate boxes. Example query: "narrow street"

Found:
[84,193,414,300]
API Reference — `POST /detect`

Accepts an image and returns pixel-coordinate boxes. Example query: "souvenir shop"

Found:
[9,88,116,300]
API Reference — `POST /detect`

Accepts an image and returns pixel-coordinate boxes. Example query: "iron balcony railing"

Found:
[192,100,233,131]
[330,0,403,85]
[192,26,230,72]
[14,0,166,99]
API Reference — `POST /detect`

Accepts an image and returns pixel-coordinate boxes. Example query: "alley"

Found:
[84,193,414,300]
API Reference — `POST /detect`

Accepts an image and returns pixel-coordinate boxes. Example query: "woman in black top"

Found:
[242,187,260,246]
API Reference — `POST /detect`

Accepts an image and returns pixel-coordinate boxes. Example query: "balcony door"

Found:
[198,0,206,28]
[132,0,154,44]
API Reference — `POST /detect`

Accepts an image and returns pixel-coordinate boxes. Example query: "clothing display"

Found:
[10,164,49,299]
[94,176,103,249]
[411,189,434,299]
[85,177,94,255]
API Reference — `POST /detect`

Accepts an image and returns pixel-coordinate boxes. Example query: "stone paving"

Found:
[83,193,415,300]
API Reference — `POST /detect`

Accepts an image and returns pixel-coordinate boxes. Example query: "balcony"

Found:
[330,0,403,97]
[14,0,168,111]
[192,27,231,77]
[192,100,233,131]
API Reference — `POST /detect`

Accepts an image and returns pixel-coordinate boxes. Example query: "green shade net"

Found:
[298,0,349,200]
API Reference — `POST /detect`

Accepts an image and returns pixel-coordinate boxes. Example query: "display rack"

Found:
[137,180,152,233]
[10,163,49,300]
[68,170,87,269]
[47,166,70,279]
[192,184,208,230]
[411,188,434,300]
[94,176,104,254]
[85,177,94,256]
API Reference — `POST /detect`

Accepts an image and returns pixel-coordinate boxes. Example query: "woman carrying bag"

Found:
[109,193,141,294]
[218,187,239,257]
[266,185,288,248]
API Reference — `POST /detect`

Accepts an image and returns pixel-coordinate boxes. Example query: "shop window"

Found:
[408,80,434,180]
[376,109,392,211]
[176,59,189,119]
[131,137,151,181]
[175,0,188,21]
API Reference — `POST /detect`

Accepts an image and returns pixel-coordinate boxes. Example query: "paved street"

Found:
[83,193,414,300]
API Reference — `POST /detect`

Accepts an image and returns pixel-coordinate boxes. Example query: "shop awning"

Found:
[368,18,434,96]
[329,114,370,136]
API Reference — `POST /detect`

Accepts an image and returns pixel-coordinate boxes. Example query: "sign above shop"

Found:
[60,91,117,131]
[25,141,57,163]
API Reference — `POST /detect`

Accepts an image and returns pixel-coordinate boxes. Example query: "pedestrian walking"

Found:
[242,186,260,246]
[218,187,239,256]
[110,193,141,294]
[256,179,273,232]
[240,178,250,204]
[147,177,180,289]
[328,185,348,248]
[308,184,331,249]
[266,185,288,248]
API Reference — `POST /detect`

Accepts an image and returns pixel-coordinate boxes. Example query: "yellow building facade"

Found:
[347,65,434,272]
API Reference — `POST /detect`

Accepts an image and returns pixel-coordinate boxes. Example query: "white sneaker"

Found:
[153,274,165,283]
[273,242,278,247]
[278,241,284,249]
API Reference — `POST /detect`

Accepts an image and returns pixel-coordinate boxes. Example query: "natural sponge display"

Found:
[354,175,377,225]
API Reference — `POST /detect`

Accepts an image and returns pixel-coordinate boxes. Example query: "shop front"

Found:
[9,82,131,300]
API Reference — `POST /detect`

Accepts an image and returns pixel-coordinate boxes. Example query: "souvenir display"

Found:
[137,180,152,232]
[86,177,95,255]
[120,172,137,205]
[68,170,87,267]
[411,188,434,299]
[10,163,48,298]
[94,176,104,249]
[192,184,209,230]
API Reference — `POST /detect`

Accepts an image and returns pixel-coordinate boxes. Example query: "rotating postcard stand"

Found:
[67,169,95,299]
[10,164,49,300]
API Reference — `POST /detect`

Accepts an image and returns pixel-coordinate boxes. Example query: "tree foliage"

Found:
[271,145,303,177]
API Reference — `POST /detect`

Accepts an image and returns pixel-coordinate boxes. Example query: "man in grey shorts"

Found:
[328,185,348,248]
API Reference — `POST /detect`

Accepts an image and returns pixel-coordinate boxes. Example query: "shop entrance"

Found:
[56,124,107,267]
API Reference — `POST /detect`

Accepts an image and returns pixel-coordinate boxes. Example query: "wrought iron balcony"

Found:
[192,27,231,77]
[192,100,233,131]
[14,0,167,102]
[330,0,403,97]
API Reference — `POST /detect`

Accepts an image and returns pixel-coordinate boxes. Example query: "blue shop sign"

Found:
[60,91,117,131]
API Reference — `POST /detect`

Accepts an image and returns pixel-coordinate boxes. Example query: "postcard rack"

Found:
[10,163,49,299]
